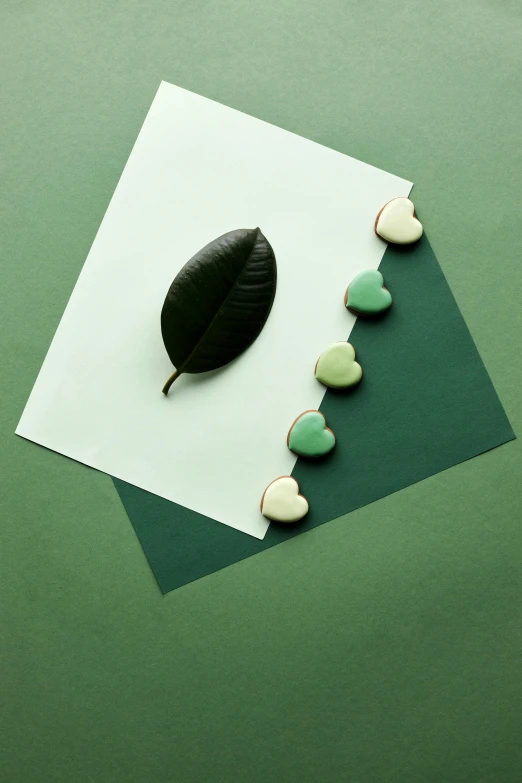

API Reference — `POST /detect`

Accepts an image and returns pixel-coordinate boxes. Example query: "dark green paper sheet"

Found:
[114,235,515,594]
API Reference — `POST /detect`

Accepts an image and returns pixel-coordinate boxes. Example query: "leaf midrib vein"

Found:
[177,229,264,373]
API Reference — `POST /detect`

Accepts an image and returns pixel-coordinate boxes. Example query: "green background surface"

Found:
[1,1,521,781]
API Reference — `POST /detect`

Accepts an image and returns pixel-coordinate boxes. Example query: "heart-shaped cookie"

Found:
[287,410,336,458]
[260,476,309,523]
[375,197,423,245]
[345,269,392,316]
[315,342,362,389]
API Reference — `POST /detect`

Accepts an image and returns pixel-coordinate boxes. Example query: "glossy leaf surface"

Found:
[161,228,277,394]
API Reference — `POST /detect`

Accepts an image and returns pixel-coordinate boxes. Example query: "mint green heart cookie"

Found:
[315,342,362,389]
[288,410,336,458]
[345,269,392,316]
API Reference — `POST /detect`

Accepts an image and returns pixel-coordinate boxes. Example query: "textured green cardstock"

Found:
[114,236,514,593]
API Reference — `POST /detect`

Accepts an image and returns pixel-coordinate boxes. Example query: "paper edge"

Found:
[158,80,414,190]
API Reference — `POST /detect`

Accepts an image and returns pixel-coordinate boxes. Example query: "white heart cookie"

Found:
[375,197,423,245]
[261,476,309,523]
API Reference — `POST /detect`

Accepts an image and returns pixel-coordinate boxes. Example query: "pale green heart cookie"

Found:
[287,410,336,458]
[345,269,392,316]
[315,342,362,389]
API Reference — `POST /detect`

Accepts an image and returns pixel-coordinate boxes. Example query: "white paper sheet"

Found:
[16,82,412,539]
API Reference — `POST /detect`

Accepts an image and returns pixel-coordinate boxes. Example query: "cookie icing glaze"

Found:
[260,476,309,523]
[287,410,336,458]
[345,269,392,316]
[375,197,423,245]
[315,342,362,389]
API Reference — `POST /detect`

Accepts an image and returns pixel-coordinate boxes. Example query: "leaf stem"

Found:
[162,368,181,396]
